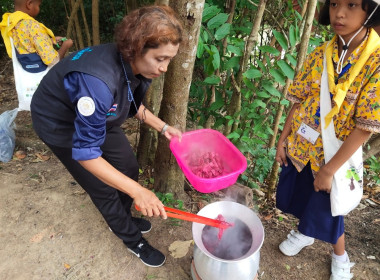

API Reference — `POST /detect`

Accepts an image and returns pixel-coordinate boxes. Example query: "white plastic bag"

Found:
[328,147,363,216]
[320,55,363,216]
[0,108,18,163]
[10,37,50,111]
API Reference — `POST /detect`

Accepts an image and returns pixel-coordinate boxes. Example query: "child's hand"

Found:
[62,38,73,49]
[314,166,333,193]
[275,144,288,167]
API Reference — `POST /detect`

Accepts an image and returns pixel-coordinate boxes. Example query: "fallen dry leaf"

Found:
[64,263,71,270]
[264,214,273,221]
[168,240,193,258]
[15,150,26,159]
[35,153,50,161]
[30,226,54,243]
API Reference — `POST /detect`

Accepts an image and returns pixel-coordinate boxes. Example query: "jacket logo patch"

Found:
[72,48,93,61]
[77,97,95,116]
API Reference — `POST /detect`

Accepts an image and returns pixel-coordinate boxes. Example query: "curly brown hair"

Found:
[115,5,183,62]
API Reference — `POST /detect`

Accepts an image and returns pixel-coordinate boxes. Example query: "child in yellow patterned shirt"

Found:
[275,1,380,280]
[0,0,73,71]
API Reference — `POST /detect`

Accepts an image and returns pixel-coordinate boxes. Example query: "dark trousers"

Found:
[46,126,142,247]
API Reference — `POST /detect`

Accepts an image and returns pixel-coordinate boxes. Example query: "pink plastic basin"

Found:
[170,129,247,193]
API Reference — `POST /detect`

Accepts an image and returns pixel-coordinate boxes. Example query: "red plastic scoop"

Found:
[135,205,233,230]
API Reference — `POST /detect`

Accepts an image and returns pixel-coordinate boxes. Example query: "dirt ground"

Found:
[0,58,379,280]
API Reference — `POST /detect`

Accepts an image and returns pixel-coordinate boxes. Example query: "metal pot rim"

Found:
[192,201,264,262]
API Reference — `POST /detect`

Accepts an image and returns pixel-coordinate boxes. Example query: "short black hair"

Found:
[319,0,380,27]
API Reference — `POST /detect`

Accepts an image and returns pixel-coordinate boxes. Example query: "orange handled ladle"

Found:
[135,205,232,230]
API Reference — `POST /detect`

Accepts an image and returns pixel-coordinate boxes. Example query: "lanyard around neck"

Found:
[120,54,138,113]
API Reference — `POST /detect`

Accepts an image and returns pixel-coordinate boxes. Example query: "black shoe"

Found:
[132,217,152,234]
[128,238,166,267]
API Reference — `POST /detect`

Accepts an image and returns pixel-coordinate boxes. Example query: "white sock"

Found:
[332,251,349,262]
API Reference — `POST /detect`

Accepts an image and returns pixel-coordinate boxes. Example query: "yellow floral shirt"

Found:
[11,18,58,65]
[285,29,380,175]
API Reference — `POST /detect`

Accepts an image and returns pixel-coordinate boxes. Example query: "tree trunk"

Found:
[137,76,165,167]
[126,0,138,14]
[80,1,91,46]
[224,0,267,136]
[71,0,84,49]
[136,0,171,167]
[153,0,205,196]
[364,134,380,161]
[66,0,83,39]
[92,0,100,45]
[266,0,319,200]
[155,0,169,5]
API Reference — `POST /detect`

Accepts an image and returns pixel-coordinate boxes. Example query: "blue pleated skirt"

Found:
[276,158,344,244]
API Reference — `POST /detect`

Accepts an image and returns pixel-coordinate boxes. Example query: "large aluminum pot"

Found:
[192,201,264,280]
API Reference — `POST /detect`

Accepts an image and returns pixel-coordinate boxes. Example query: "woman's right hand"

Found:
[133,188,167,219]
[275,144,288,167]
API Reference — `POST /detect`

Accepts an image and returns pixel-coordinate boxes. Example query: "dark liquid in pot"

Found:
[201,217,252,260]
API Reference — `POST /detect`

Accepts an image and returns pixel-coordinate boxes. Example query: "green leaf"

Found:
[203,30,209,43]
[209,99,224,111]
[197,39,204,58]
[295,10,302,21]
[242,89,253,99]
[269,68,286,85]
[204,57,214,75]
[258,45,281,56]
[203,75,221,84]
[286,54,297,67]
[215,23,231,40]
[273,30,288,50]
[202,5,221,22]
[214,118,224,128]
[309,36,324,47]
[266,126,274,136]
[227,131,240,139]
[243,68,262,79]
[227,45,243,56]
[211,45,220,70]
[253,99,266,108]
[242,78,255,89]
[256,60,266,71]
[256,91,271,98]
[289,25,296,47]
[262,81,282,97]
[207,13,229,30]
[277,60,295,79]
[224,56,240,70]
[280,99,290,106]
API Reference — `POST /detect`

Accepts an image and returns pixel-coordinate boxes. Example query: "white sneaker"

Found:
[330,258,354,280]
[279,230,314,256]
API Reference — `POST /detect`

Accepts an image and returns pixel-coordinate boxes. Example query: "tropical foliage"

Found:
[1,0,378,198]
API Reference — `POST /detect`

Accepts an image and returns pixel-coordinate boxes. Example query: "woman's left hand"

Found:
[163,125,182,141]
[313,166,333,193]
